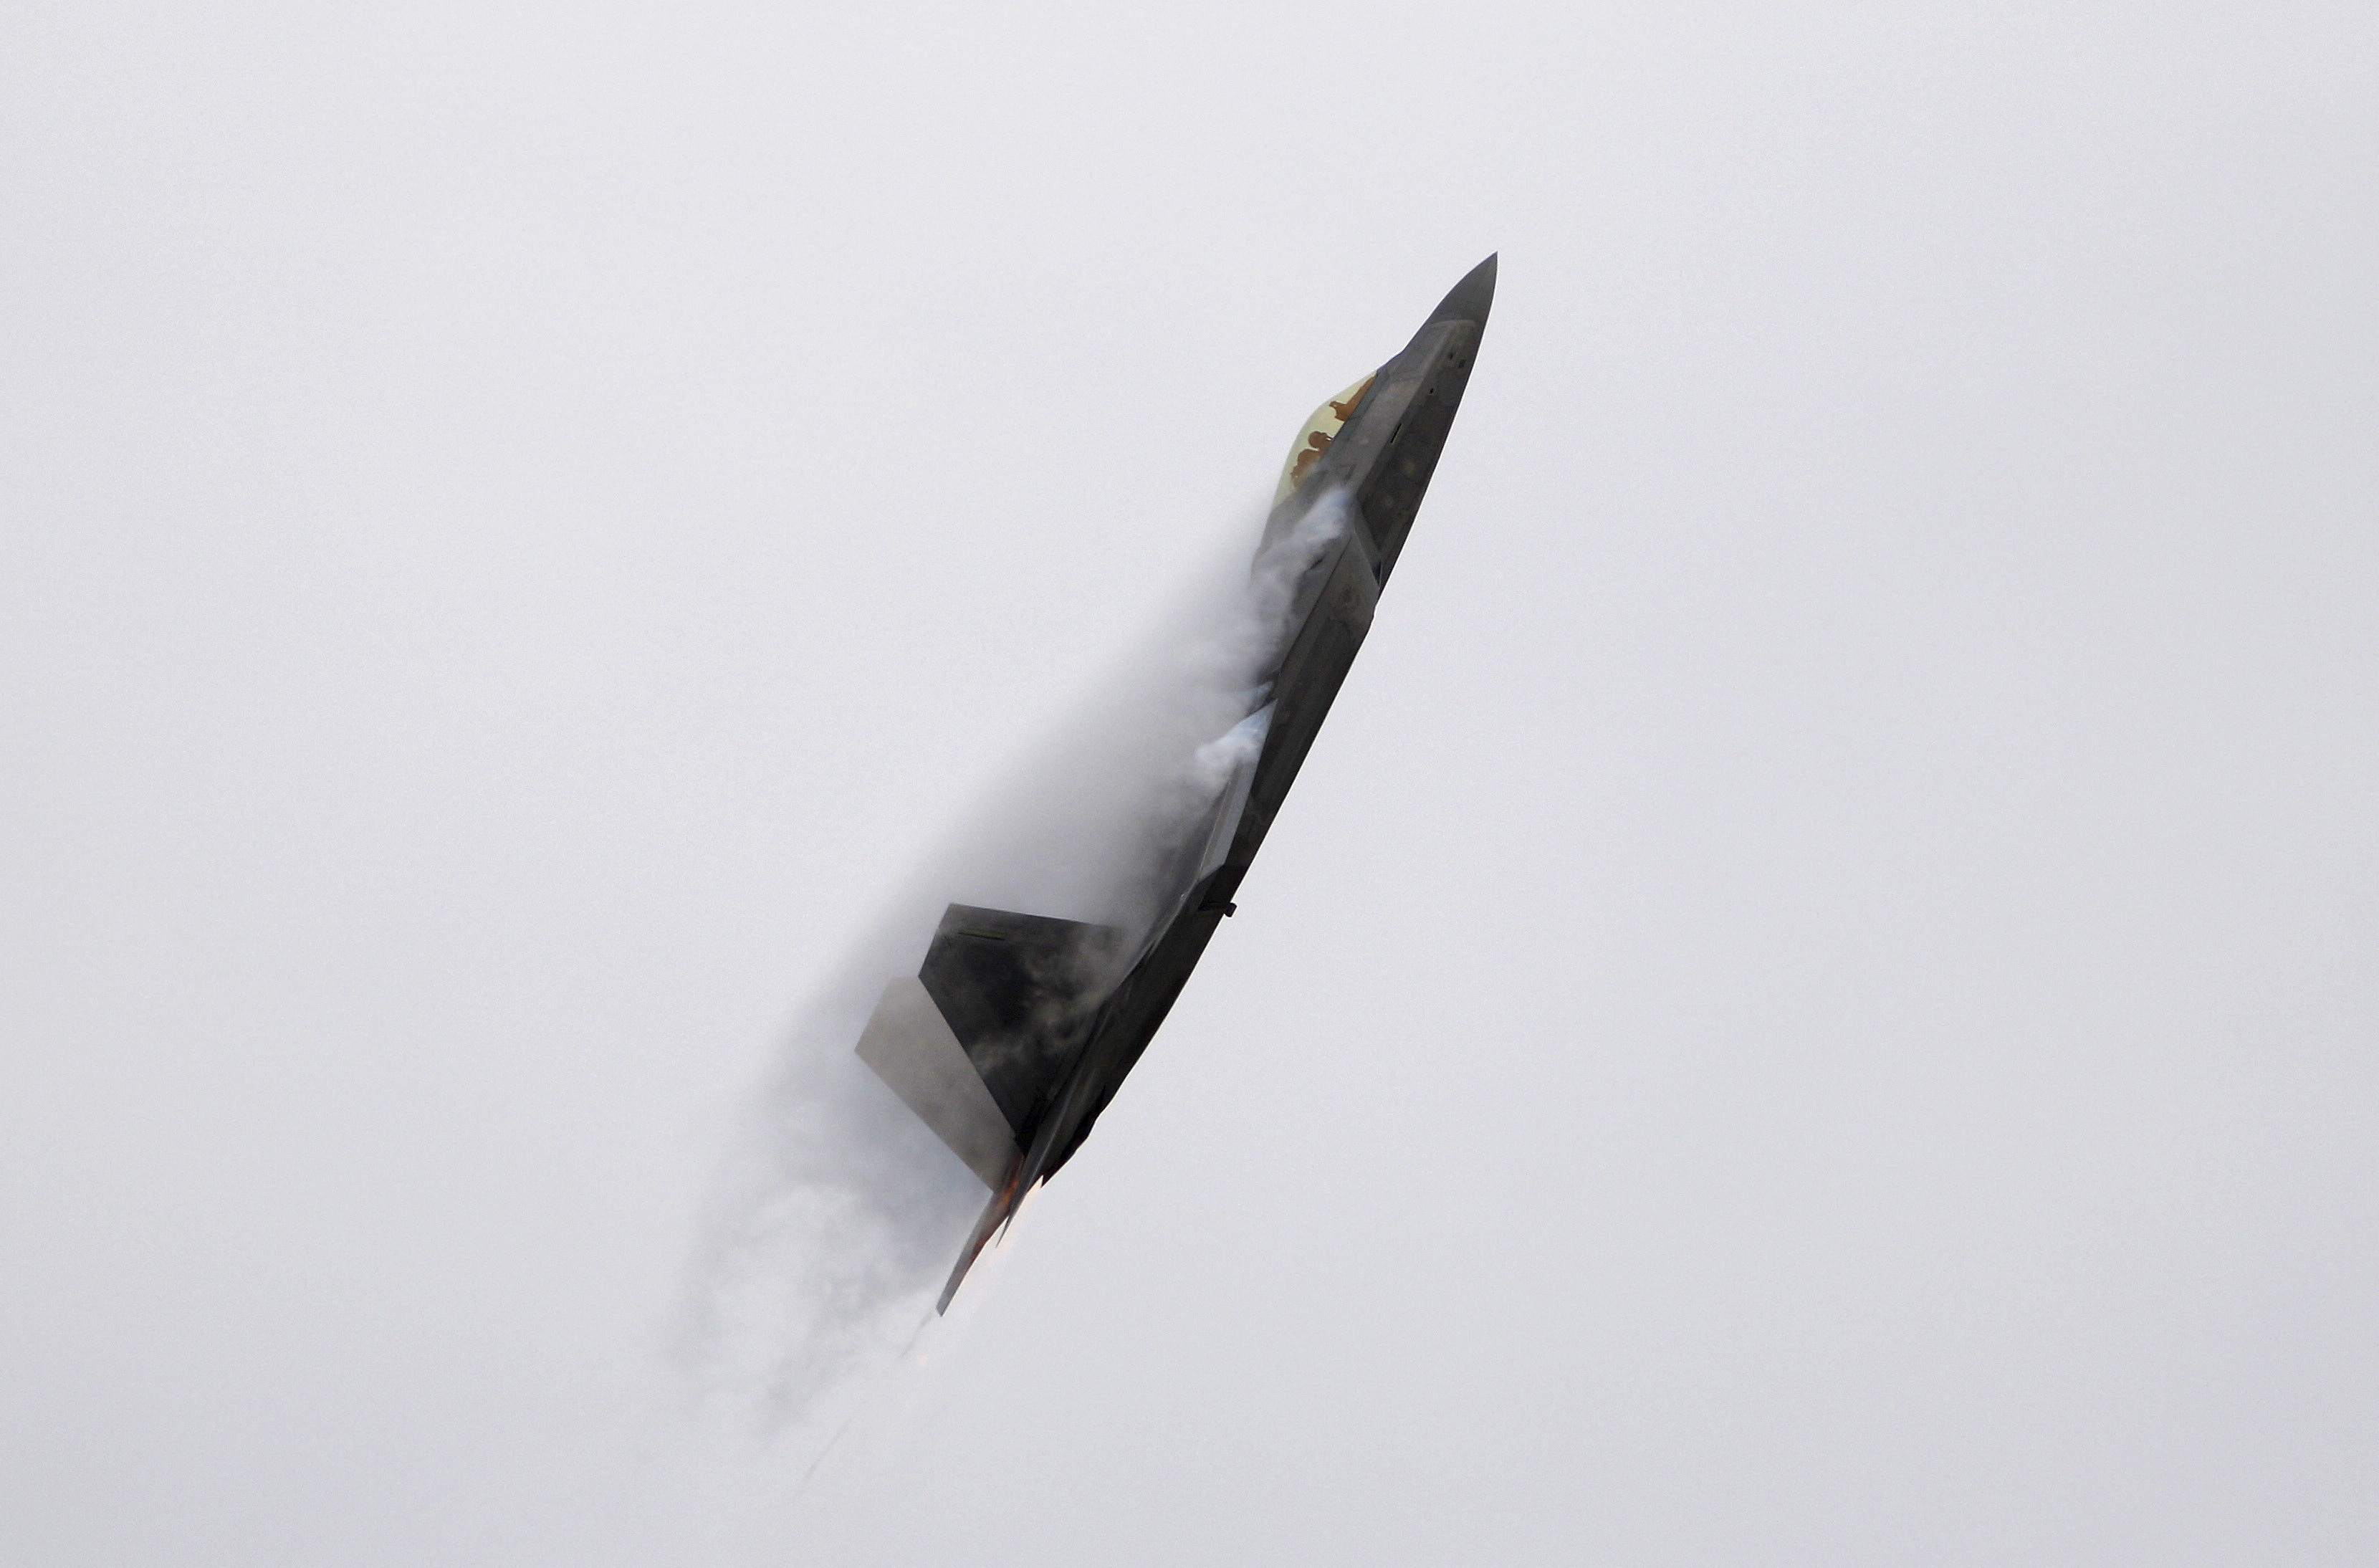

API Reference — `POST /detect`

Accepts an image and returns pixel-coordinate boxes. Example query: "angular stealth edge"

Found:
[1424,252,1498,328]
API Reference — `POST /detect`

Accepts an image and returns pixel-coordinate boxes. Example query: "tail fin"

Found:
[914,904,1115,1137]
[854,903,1117,1306]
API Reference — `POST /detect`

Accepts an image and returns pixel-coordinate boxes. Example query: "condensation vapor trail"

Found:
[676,491,1349,1430]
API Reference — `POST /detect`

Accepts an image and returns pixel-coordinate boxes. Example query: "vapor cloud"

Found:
[677,481,1353,1433]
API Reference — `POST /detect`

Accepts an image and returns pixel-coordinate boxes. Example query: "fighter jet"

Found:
[856,256,1497,1309]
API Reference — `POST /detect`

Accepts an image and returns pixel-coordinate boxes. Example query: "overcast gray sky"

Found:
[5,3,2376,1564]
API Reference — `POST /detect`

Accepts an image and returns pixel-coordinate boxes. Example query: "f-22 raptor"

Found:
[855,257,1497,1309]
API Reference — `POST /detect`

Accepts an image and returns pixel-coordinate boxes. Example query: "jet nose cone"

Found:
[1425,252,1498,327]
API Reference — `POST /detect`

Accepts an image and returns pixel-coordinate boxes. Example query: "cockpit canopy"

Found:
[1272,376,1374,505]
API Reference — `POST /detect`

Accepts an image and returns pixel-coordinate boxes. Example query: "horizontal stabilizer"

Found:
[855,975,1017,1189]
